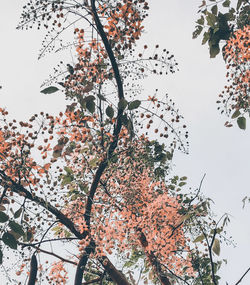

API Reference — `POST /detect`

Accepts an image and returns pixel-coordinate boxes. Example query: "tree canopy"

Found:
[0,0,249,284]
[193,0,249,129]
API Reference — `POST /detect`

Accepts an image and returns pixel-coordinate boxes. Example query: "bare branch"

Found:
[235,267,250,285]
[19,242,77,265]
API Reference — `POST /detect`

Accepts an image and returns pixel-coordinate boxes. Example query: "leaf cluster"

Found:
[194,0,249,58]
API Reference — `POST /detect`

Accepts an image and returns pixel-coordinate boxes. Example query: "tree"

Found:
[193,0,249,129]
[0,1,249,285]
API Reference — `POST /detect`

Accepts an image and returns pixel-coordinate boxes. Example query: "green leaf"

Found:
[97,94,106,101]
[224,11,235,21]
[106,106,114,118]
[108,73,113,80]
[194,234,205,243]
[229,7,235,15]
[9,221,25,236]
[237,117,246,130]
[212,238,220,255]
[80,147,89,154]
[86,100,95,113]
[206,12,217,26]
[110,154,119,163]
[236,0,243,10]
[9,230,22,240]
[118,98,128,110]
[178,182,186,187]
[231,110,241,119]
[196,16,205,25]
[61,175,73,187]
[222,0,230,7]
[58,82,65,87]
[65,142,76,154]
[211,5,218,15]
[216,227,223,234]
[128,100,141,110]
[40,86,59,94]
[118,54,124,60]
[51,226,62,236]
[178,213,191,223]
[14,208,22,219]
[180,176,188,181]
[83,95,95,103]
[202,31,210,45]
[166,151,173,160]
[2,232,17,249]
[67,64,74,75]
[64,167,73,175]
[214,27,219,33]
[26,230,33,242]
[0,249,2,264]
[89,157,99,167]
[0,212,9,223]
[63,230,72,238]
[209,44,220,58]
[192,25,203,39]
[79,183,88,193]
[124,249,144,268]
[222,215,230,227]
[0,205,6,211]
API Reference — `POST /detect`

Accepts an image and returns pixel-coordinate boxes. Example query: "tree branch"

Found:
[162,264,190,285]
[98,256,131,285]
[90,0,124,101]
[0,186,7,205]
[138,230,171,285]
[0,171,85,240]
[22,237,78,246]
[27,254,38,285]
[84,0,125,229]
[208,229,217,285]
[74,240,96,285]
[0,165,129,285]
[19,242,77,265]
[75,0,129,285]
[76,1,129,283]
[235,267,250,285]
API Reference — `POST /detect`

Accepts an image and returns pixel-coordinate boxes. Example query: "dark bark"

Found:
[74,240,96,285]
[78,1,129,283]
[90,0,124,101]
[27,254,38,285]
[139,231,171,285]
[20,242,77,265]
[235,267,250,285]
[2,175,85,240]
[84,0,125,229]
[208,230,217,285]
[98,257,131,285]
[84,160,108,228]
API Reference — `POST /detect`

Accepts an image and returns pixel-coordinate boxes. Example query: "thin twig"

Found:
[235,267,250,285]
[19,242,77,265]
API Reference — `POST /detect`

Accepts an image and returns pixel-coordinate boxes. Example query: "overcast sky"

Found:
[0,0,249,284]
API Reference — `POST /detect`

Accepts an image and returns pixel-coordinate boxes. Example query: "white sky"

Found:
[0,0,249,284]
